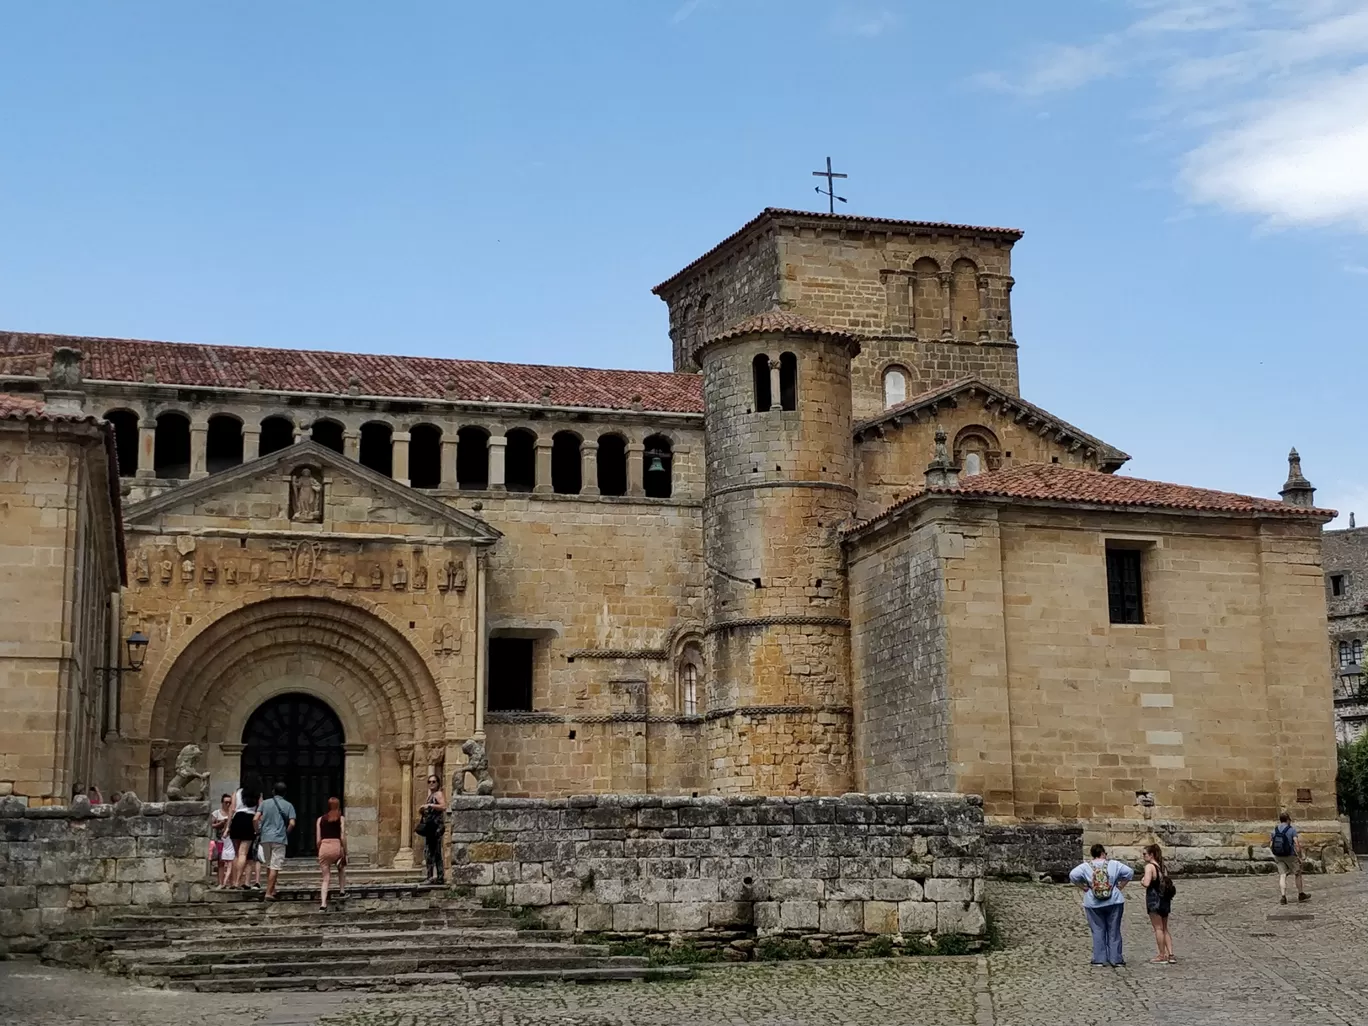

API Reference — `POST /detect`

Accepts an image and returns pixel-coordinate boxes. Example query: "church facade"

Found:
[0,208,1342,866]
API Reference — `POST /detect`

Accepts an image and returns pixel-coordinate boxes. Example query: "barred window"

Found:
[1106,547,1144,625]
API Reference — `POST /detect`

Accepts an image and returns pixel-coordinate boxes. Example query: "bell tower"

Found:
[696,310,858,795]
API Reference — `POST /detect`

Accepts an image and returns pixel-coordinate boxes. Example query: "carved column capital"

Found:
[395,744,415,766]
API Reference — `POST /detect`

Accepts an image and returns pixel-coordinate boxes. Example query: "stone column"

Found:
[769,359,782,410]
[626,442,645,497]
[341,742,375,861]
[391,430,411,486]
[533,438,553,494]
[243,425,261,461]
[1004,276,1016,341]
[137,421,156,479]
[475,550,487,740]
[189,421,209,479]
[293,422,309,445]
[343,429,360,462]
[487,435,507,490]
[939,272,953,338]
[393,745,416,868]
[441,436,458,489]
[580,440,599,496]
[976,274,992,341]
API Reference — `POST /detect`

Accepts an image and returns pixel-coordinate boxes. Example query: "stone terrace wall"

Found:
[448,793,986,942]
[984,823,1084,881]
[0,794,208,955]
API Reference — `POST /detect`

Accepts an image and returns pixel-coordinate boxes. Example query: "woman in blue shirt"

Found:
[1068,843,1135,966]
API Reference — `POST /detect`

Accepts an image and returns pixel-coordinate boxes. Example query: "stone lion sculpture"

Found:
[165,744,210,800]
[452,737,494,796]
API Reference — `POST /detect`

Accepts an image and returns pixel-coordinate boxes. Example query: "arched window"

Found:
[912,257,942,339]
[596,433,627,496]
[752,353,772,413]
[359,421,393,477]
[778,352,797,411]
[311,419,344,454]
[954,426,1000,478]
[104,409,139,477]
[153,412,191,480]
[505,428,536,492]
[677,639,703,716]
[259,416,294,458]
[882,366,908,409]
[409,423,442,488]
[456,426,490,489]
[205,414,244,474]
[551,431,582,494]
[951,258,980,340]
[643,434,673,499]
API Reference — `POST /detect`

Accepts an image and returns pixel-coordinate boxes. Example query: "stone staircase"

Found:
[82,889,689,991]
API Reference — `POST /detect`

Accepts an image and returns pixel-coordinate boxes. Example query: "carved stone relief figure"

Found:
[290,466,324,522]
[433,623,460,654]
[292,541,320,584]
[159,559,173,584]
[452,738,494,796]
[224,561,238,585]
[251,562,264,583]
[413,563,427,590]
[202,561,217,585]
[135,549,150,583]
[164,744,210,800]
[341,567,355,588]
[392,560,408,590]
[370,565,383,589]
[180,558,194,583]
[439,559,468,594]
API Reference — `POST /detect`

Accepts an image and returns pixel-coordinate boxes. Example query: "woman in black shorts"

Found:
[227,786,260,889]
[1141,843,1176,963]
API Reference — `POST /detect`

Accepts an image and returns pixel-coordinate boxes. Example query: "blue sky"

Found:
[2,1,1366,520]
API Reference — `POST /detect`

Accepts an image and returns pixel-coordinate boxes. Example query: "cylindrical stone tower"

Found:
[696,310,859,795]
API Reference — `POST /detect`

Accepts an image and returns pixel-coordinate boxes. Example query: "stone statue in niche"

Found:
[159,559,173,584]
[433,622,460,654]
[250,561,263,583]
[341,567,355,588]
[164,744,210,800]
[202,561,217,585]
[370,565,383,589]
[135,549,150,583]
[392,560,408,590]
[413,563,427,590]
[180,558,195,583]
[439,559,468,594]
[452,738,494,796]
[224,561,238,585]
[290,466,323,522]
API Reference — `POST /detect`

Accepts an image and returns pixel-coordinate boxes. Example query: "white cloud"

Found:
[976,0,1368,231]
[829,5,897,38]
[1344,263,1368,274]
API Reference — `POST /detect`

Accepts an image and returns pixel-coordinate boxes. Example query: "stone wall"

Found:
[1321,525,1368,743]
[0,794,208,955]
[984,823,1084,881]
[448,793,986,942]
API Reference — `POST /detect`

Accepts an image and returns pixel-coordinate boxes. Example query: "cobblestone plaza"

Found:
[4,874,1365,1026]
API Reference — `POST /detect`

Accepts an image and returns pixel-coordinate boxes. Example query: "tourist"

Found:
[227,785,260,889]
[1139,843,1176,963]
[255,781,296,900]
[316,797,347,911]
[418,772,446,884]
[86,784,103,805]
[1069,843,1134,967]
[1271,811,1310,905]
[209,794,232,884]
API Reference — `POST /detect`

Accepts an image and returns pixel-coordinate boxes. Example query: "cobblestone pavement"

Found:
[2,871,1364,1026]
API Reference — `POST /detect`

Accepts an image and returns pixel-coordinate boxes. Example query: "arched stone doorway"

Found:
[145,595,446,866]
[241,694,345,857]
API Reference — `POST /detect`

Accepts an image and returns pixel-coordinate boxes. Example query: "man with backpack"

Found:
[1068,843,1135,966]
[254,781,297,901]
[1270,811,1310,906]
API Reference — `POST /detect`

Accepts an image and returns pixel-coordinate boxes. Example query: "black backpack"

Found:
[1270,824,1295,857]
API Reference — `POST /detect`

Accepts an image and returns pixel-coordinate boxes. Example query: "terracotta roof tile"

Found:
[0,332,704,414]
[653,207,1024,294]
[0,391,101,424]
[850,462,1334,534]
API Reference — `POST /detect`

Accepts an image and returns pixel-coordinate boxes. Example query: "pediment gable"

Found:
[853,377,1129,470]
[123,440,500,543]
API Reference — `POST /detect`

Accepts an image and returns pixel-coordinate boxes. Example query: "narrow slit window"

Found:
[1106,547,1144,625]
[752,354,772,413]
[778,352,797,410]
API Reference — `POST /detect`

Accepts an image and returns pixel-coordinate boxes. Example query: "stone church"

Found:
[0,207,1342,867]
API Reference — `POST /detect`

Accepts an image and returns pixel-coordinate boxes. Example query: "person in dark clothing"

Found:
[1140,843,1176,963]
[418,773,446,884]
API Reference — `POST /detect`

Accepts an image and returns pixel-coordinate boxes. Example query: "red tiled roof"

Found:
[0,332,704,414]
[850,462,1334,534]
[653,208,1024,294]
[0,392,126,582]
[705,310,862,346]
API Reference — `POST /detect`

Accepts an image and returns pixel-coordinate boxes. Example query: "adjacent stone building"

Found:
[1321,521,1368,743]
[0,207,1344,866]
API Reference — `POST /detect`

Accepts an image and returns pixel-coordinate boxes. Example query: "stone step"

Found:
[125,951,635,979]
[177,964,695,992]
[120,941,603,968]
[105,901,499,925]
[205,883,445,902]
